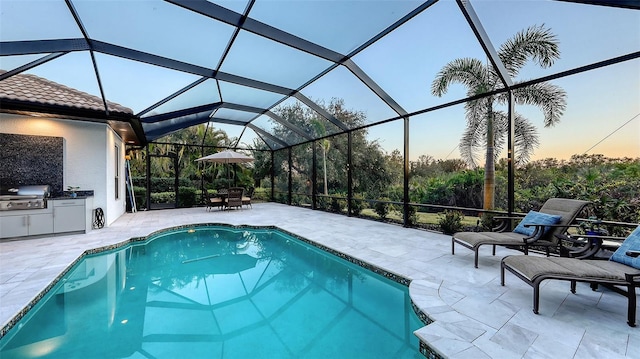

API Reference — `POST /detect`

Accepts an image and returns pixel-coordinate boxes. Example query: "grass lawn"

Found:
[360,208,479,227]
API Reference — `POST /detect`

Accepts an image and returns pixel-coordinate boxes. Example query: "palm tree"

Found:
[431,24,567,210]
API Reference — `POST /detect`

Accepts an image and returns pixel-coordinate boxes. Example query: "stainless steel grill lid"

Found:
[16,185,50,197]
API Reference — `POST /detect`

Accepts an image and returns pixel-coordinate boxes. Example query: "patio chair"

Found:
[206,191,224,211]
[242,187,254,209]
[225,187,244,210]
[452,198,590,267]
[501,226,640,327]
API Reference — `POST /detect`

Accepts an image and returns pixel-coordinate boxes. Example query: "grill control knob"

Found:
[6,202,12,208]
[27,202,32,208]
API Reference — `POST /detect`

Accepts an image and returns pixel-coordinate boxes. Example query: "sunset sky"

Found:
[1,0,638,161]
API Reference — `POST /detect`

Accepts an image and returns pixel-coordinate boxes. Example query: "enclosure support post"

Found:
[403,116,410,227]
[347,131,353,217]
[288,147,293,206]
[199,122,209,204]
[507,91,515,216]
[146,144,151,211]
[173,153,178,209]
[312,141,317,210]
[270,151,275,202]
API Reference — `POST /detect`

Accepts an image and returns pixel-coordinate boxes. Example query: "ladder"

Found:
[125,156,137,213]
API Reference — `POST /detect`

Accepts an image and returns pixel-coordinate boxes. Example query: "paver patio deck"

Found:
[1,203,638,358]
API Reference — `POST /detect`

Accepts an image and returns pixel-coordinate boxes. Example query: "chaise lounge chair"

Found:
[452,198,590,267]
[501,226,640,327]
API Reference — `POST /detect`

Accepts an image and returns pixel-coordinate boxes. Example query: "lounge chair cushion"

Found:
[503,255,640,283]
[610,226,640,269]
[512,210,562,236]
[454,231,531,247]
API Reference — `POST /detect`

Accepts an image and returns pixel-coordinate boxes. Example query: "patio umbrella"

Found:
[195,150,254,187]
[195,150,254,164]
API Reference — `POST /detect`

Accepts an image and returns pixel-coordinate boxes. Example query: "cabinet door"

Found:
[54,205,85,233]
[0,215,29,238]
[28,213,54,236]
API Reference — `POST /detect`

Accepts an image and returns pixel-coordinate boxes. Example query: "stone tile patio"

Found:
[1,203,638,358]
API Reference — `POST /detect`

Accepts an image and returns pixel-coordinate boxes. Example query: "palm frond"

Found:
[459,113,487,168]
[498,24,560,78]
[464,99,487,126]
[513,82,567,127]
[459,127,482,168]
[513,114,540,165]
[431,58,488,96]
[492,111,509,159]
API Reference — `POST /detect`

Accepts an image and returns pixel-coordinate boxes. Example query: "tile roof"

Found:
[0,70,133,115]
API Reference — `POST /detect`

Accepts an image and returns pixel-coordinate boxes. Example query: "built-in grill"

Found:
[0,185,50,211]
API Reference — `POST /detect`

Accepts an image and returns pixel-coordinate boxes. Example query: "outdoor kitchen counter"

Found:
[49,195,93,199]
[0,196,93,239]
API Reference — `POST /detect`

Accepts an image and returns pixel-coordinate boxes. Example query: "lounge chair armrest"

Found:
[523,223,572,229]
[556,233,628,259]
[519,224,547,243]
[554,233,595,258]
[566,234,626,249]
[493,216,522,220]
[492,216,523,232]
[626,273,640,285]
[568,233,625,241]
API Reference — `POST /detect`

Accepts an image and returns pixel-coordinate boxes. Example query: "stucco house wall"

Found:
[1,113,126,226]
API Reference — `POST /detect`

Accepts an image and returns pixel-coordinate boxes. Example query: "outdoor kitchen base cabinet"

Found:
[0,211,53,238]
[0,197,93,239]
[53,199,88,234]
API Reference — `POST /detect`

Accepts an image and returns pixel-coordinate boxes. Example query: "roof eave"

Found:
[0,100,146,146]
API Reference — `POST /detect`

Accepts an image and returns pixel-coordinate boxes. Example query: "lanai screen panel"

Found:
[0,0,638,148]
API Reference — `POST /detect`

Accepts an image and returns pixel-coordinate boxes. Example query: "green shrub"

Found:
[177,187,197,208]
[330,197,343,213]
[274,192,287,204]
[132,176,146,188]
[253,187,269,201]
[150,192,174,204]
[374,198,390,219]
[406,205,418,226]
[479,212,495,231]
[317,196,328,211]
[438,210,464,234]
[292,194,303,206]
[350,194,367,216]
[132,186,146,210]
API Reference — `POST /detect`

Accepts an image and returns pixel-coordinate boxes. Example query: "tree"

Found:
[129,123,234,188]
[431,24,567,210]
[311,119,331,195]
[255,98,392,199]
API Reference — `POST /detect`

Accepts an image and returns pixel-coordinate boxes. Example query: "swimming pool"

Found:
[0,225,425,358]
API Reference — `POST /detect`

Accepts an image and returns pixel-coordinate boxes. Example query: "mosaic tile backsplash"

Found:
[0,133,64,195]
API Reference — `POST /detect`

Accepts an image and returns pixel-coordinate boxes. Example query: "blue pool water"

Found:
[0,226,425,358]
